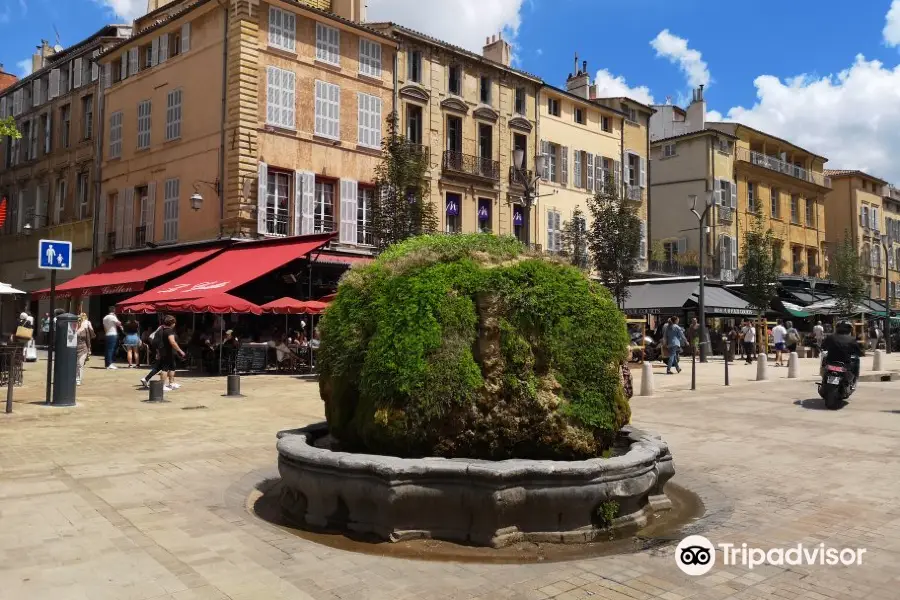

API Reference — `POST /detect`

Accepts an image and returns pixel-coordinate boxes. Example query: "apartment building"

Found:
[97,0,394,255]
[823,170,896,303]
[368,25,541,243]
[0,26,131,319]
[884,185,900,307]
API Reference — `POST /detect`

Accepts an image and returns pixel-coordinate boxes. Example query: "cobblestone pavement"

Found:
[1,354,900,600]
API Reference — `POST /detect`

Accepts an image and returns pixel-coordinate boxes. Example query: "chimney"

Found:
[31,40,55,74]
[483,31,511,67]
[331,0,367,22]
[685,84,706,133]
[566,56,590,99]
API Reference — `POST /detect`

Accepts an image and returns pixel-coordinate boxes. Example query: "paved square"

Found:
[1,353,899,599]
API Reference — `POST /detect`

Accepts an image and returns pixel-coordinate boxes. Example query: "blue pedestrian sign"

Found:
[38,239,73,271]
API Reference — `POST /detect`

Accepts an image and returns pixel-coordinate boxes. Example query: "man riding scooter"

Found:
[821,321,862,389]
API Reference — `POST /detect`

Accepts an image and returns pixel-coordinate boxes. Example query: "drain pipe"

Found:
[218,0,228,234]
[91,46,107,268]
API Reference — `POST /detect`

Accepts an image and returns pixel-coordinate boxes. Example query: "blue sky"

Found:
[4,0,900,181]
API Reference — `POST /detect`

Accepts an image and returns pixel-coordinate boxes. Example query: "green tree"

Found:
[586,181,642,308]
[830,231,868,317]
[740,208,780,318]
[371,114,437,250]
[560,205,589,270]
[0,117,21,140]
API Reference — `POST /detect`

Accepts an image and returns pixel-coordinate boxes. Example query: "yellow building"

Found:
[823,170,894,303]
[368,24,541,243]
[98,0,394,253]
[884,185,900,308]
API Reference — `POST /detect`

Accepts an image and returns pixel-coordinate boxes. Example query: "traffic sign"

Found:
[38,239,73,271]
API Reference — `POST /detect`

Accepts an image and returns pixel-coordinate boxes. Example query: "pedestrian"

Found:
[785,320,801,354]
[687,318,700,357]
[101,307,123,369]
[772,318,787,367]
[75,313,95,386]
[741,319,756,364]
[140,316,185,392]
[40,313,50,347]
[659,317,672,364]
[813,320,825,358]
[122,319,142,368]
[664,316,688,375]
[139,323,164,388]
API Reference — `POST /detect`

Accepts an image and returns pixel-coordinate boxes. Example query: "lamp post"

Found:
[880,233,892,354]
[513,149,546,247]
[689,192,714,363]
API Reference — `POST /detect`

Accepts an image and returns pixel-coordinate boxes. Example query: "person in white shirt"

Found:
[101,307,123,369]
[771,319,787,367]
[813,321,825,357]
[741,319,757,364]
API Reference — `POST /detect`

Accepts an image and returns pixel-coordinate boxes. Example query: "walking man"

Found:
[741,319,756,364]
[665,316,689,375]
[813,320,825,358]
[101,307,123,369]
[772,319,787,367]
[157,316,186,391]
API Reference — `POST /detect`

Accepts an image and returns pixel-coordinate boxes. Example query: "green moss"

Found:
[318,234,631,460]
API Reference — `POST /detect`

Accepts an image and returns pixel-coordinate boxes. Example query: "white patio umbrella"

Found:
[0,282,26,295]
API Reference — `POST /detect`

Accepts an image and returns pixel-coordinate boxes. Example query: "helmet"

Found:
[836,321,852,335]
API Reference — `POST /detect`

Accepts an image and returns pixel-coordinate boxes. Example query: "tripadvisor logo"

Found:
[675,535,866,575]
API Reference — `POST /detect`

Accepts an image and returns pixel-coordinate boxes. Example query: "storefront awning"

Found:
[624,281,754,316]
[156,293,263,315]
[118,234,334,307]
[779,300,811,318]
[32,247,222,300]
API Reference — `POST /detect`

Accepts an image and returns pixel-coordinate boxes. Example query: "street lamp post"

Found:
[689,193,714,363]
[513,149,546,247]
[880,233,892,354]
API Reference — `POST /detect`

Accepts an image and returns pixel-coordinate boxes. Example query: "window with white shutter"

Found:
[573,151,582,188]
[586,153,594,191]
[91,50,99,81]
[163,178,180,242]
[109,111,123,158]
[359,38,382,78]
[268,7,296,52]
[315,80,340,140]
[873,207,880,231]
[640,222,648,260]
[540,140,550,180]
[264,169,290,236]
[166,88,182,140]
[357,92,382,149]
[357,187,373,245]
[547,209,562,252]
[181,23,191,53]
[339,179,358,244]
[862,205,869,229]
[128,48,138,77]
[266,66,296,129]
[561,146,568,186]
[137,100,151,149]
[316,23,340,66]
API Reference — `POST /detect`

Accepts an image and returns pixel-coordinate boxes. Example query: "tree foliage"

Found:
[830,231,868,317]
[560,205,590,270]
[740,208,780,316]
[371,114,437,250]
[586,182,642,308]
[0,117,21,140]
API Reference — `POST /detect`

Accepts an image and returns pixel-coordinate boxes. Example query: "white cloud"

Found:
[536,48,543,56]
[885,0,900,47]
[650,29,710,88]
[367,0,524,53]
[94,0,144,21]
[716,55,900,184]
[16,58,31,77]
[592,68,655,105]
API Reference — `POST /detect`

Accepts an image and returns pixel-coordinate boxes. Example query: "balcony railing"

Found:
[625,185,644,203]
[509,166,533,188]
[736,147,831,188]
[313,217,335,235]
[134,225,146,248]
[650,260,718,278]
[357,228,374,246]
[403,142,429,158]
[442,151,500,181]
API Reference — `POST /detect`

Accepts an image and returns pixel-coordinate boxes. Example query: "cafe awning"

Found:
[624,281,754,316]
[32,246,222,300]
[261,297,331,315]
[156,293,263,315]
[118,234,334,308]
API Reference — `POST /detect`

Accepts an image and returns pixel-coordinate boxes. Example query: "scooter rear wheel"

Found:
[823,386,843,410]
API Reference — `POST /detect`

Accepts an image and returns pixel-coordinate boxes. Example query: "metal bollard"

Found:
[223,374,245,398]
[640,361,654,396]
[756,353,768,381]
[148,380,165,402]
[873,349,884,372]
[787,352,799,379]
[724,340,730,387]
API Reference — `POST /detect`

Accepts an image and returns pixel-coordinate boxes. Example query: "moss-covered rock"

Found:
[317,234,631,460]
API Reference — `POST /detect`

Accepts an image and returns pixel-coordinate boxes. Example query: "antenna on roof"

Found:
[52,24,62,49]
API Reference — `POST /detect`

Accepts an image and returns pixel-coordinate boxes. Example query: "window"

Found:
[27,119,37,160]
[445,192,461,233]
[163,178,180,242]
[314,180,335,233]
[357,186,373,245]
[792,246,803,273]
[574,107,585,125]
[137,100,151,149]
[82,95,93,140]
[477,198,491,233]
[748,181,756,212]
[601,115,612,132]
[790,195,799,224]
[109,111,123,158]
[716,139,732,154]
[861,205,869,229]
[408,50,422,83]
[717,179,735,208]
[770,187,779,219]
[806,249,817,275]
[166,88,182,140]
[41,113,50,154]
[60,65,70,95]
[663,143,676,158]
[143,44,153,69]
[873,207,880,232]
[625,107,637,122]
[448,65,462,95]
[357,92,382,149]
[266,67,296,129]
[268,7,296,52]
[315,80,340,139]
[547,97,560,117]
[54,177,66,225]
[480,76,491,104]
[515,87,526,115]
[874,245,881,270]
[546,209,561,252]
[772,242,783,268]
[513,133,527,169]
[60,104,71,149]
[359,38,382,78]
[169,30,182,58]
[446,115,462,153]
[406,103,423,144]
[806,198,815,227]
[76,172,89,219]
[544,142,559,183]
[315,23,340,65]
[573,151,582,189]
[265,170,290,236]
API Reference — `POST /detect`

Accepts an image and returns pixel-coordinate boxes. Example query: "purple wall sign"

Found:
[446,196,460,216]
[513,206,524,226]
[478,200,490,221]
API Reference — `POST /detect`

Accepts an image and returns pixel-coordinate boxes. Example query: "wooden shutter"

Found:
[159,34,169,64]
[730,237,737,269]
[145,182,156,242]
[595,156,603,192]
[586,153,594,191]
[639,156,646,188]
[714,179,722,205]
[294,171,303,235]
[573,150,581,188]
[540,140,549,180]
[640,222,647,259]
[614,160,621,192]
[49,69,60,99]
[339,179,358,244]
[731,179,737,208]
[300,171,315,234]
[561,146,568,186]
[91,50,99,82]
[546,209,553,250]
[151,38,159,67]
[123,187,135,248]
[102,64,111,90]
[257,162,268,235]
[181,23,191,53]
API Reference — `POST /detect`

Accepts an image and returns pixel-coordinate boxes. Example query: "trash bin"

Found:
[51,313,78,407]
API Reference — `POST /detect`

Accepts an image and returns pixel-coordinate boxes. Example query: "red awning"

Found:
[121,303,156,314]
[300,300,329,314]
[261,297,331,315]
[156,293,263,315]
[32,247,222,300]
[118,234,334,307]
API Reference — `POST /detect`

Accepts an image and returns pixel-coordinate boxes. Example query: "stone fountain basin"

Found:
[276,424,675,548]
